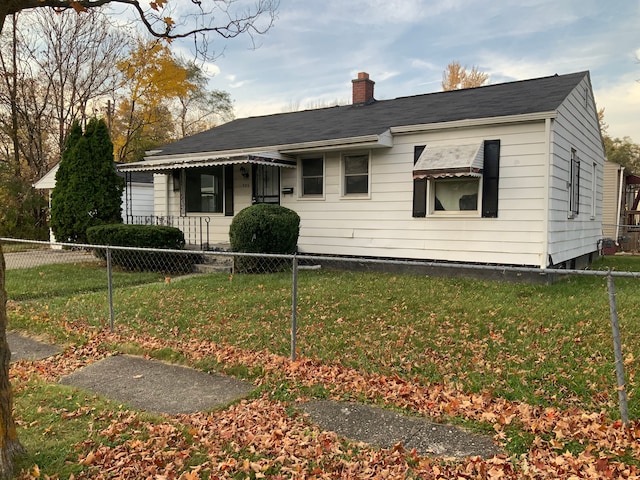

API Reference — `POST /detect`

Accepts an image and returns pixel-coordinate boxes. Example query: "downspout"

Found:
[542,117,552,268]
[615,166,625,243]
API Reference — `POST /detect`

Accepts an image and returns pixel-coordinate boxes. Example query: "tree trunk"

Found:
[0,245,24,479]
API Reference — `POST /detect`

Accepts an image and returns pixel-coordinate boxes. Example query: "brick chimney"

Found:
[352,72,375,105]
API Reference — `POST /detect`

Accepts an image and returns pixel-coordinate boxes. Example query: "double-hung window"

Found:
[590,162,597,220]
[569,148,580,217]
[343,153,370,196]
[301,157,324,196]
[185,166,223,213]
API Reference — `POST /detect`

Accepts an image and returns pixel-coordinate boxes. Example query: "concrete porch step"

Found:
[193,253,233,274]
[193,262,233,274]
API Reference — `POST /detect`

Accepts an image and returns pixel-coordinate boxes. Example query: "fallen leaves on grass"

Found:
[11,330,640,479]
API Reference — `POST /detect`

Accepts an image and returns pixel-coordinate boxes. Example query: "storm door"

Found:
[252,164,280,204]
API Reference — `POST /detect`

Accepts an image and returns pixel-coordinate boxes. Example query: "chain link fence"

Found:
[2,237,639,423]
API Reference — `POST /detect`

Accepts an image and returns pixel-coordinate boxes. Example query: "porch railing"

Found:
[126,215,211,249]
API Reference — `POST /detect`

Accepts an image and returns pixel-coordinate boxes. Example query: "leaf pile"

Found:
[10,330,640,479]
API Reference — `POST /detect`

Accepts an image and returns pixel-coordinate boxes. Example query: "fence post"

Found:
[205,217,210,250]
[106,247,115,332]
[606,271,629,425]
[291,254,298,361]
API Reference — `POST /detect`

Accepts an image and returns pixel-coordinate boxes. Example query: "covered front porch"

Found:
[118,151,297,248]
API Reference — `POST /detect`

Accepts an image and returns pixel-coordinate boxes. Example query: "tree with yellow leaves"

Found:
[111,40,194,163]
[442,61,489,91]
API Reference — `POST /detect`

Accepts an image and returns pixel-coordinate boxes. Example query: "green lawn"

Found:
[6,255,640,478]
[7,255,639,419]
[5,262,165,301]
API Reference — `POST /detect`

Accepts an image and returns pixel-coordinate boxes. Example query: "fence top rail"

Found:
[2,237,640,279]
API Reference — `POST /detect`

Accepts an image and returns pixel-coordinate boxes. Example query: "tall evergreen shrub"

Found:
[51,119,124,243]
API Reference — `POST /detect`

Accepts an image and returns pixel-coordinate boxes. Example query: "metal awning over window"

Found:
[413,143,484,179]
[117,151,297,173]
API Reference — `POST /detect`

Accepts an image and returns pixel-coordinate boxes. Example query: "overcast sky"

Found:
[189,0,640,142]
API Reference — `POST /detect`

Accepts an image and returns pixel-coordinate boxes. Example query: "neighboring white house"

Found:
[34,163,154,243]
[117,71,605,269]
[602,161,640,252]
[602,161,625,241]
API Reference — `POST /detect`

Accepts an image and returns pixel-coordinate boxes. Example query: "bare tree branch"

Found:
[1,0,279,59]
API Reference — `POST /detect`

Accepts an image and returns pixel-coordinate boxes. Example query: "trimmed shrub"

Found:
[229,204,300,273]
[87,224,185,249]
[86,224,196,273]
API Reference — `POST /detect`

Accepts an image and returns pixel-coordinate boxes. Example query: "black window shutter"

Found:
[224,165,234,216]
[482,140,500,218]
[412,145,427,217]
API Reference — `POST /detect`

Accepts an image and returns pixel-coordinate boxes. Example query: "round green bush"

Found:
[229,204,300,272]
[230,204,300,253]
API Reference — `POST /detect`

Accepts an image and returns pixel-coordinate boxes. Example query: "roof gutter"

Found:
[118,150,296,172]
[141,148,294,163]
[279,129,393,154]
[390,111,558,135]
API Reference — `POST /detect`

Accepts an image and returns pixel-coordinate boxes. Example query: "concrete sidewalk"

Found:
[59,355,254,415]
[8,332,500,459]
[8,331,62,361]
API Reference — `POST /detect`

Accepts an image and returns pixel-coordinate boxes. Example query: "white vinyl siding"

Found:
[546,75,604,266]
[602,161,623,239]
[123,182,154,218]
[281,122,551,267]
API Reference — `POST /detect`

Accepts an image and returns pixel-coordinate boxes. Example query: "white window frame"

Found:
[591,161,597,220]
[184,166,224,214]
[299,156,325,199]
[341,151,371,198]
[428,176,482,216]
[568,148,580,219]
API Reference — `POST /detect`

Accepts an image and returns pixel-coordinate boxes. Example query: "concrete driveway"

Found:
[3,249,98,270]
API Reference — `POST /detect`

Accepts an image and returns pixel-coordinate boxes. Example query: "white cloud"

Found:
[595,75,640,142]
[229,80,250,89]
[196,0,640,141]
[201,62,221,77]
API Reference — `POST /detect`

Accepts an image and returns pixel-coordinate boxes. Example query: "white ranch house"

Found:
[118,71,605,269]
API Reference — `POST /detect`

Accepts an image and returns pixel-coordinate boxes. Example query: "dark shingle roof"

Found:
[115,164,154,183]
[152,71,588,157]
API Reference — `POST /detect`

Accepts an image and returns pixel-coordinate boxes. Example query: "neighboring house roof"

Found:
[124,171,154,184]
[34,162,154,190]
[115,164,154,184]
[147,71,589,158]
[33,163,59,190]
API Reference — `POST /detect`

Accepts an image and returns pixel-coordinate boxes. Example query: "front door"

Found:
[252,164,280,204]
